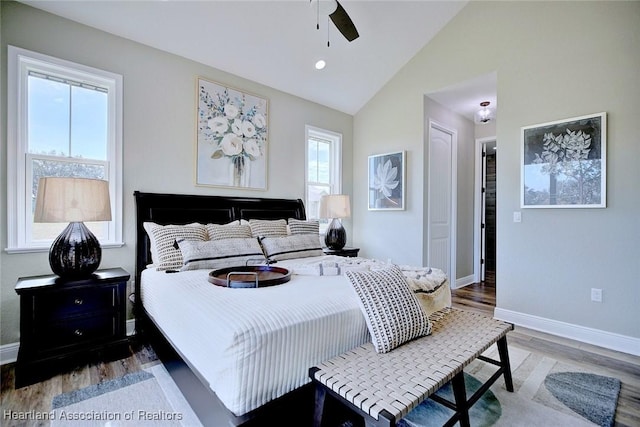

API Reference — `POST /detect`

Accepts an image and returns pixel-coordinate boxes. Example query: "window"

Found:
[7,46,123,252]
[305,126,342,230]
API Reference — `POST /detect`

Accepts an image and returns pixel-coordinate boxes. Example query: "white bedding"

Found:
[141,255,451,416]
[141,256,370,416]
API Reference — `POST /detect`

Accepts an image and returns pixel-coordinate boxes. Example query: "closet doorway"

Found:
[474,138,496,283]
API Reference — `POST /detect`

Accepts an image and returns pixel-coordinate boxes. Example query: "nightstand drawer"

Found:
[33,285,118,321]
[34,314,117,352]
[15,268,130,387]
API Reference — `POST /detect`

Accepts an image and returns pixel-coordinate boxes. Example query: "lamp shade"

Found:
[34,177,112,223]
[34,177,112,279]
[319,194,351,219]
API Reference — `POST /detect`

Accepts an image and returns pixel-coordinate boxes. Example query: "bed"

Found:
[133,191,450,426]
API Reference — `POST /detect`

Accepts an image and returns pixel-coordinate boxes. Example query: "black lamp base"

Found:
[49,222,102,279]
[324,218,347,250]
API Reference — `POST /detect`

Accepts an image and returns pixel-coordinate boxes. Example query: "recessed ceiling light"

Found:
[315,60,326,70]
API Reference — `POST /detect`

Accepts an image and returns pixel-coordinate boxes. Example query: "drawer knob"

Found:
[74,298,84,305]
[74,329,84,337]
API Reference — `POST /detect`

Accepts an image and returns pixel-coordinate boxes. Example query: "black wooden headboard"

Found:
[133,191,306,314]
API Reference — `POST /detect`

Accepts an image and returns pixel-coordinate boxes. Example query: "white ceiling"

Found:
[21,0,497,117]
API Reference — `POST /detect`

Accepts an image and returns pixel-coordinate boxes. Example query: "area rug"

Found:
[397,344,621,427]
[50,364,202,426]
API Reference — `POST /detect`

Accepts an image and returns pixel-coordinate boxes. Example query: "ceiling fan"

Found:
[313,0,360,45]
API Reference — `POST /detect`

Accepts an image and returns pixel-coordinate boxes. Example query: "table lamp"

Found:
[34,177,112,279]
[319,194,350,250]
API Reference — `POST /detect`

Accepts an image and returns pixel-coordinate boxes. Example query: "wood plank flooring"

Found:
[1,277,638,426]
[450,273,640,427]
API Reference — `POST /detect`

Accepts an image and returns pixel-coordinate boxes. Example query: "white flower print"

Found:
[374,159,399,202]
[220,134,243,156]
[224,104,239,119]
[252,113,266,129]
[243,139,261,159]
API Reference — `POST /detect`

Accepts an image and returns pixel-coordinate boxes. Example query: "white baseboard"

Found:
[454,274,475,289]
[0,342,19,365]
[1,319,138,366]
[494,307,640,356]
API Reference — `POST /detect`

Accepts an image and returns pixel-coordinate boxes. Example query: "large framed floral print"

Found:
[196,77,268,189]
[368,151,405,210]
[521,112,606,208]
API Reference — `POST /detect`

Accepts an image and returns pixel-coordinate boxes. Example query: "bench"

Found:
[309,308,514,427]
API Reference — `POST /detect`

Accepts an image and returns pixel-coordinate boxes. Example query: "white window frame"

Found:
[305,125,342,231]
[6,46,124,253]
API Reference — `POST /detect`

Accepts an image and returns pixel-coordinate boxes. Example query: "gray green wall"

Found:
[353,1,639,346]
[0,2,353,346]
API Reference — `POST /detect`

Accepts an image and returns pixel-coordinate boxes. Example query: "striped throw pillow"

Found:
[143,222,207,271]
[176,238,266,271]
[288,219,320,235]
[259,234,323,261]
[346,266,432,353]
[206,222,252,240]
[249,219,288,237]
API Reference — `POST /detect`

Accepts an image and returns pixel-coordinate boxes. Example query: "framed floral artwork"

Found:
[521,112,606,208]
[368,151,405,210]
[196,77,268,189]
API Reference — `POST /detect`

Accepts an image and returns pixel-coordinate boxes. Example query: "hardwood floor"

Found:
[2,277,638,427]
[1,340,159,427]
[451,273,640,427]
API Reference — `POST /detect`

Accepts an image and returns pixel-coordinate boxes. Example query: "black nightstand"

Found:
[15,268,130,387]
[323,247,360,257]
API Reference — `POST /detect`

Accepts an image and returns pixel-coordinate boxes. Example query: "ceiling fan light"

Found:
[319,0,338,16]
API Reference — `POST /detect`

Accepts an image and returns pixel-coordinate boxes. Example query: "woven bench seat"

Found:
[309,308,514,427]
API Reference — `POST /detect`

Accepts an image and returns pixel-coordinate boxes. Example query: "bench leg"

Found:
[497,336,514,392]
[451,371,470,427]
[313,384,326,427]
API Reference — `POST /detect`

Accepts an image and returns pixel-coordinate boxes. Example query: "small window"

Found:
[7,46,123,252]
[305,126,342,231]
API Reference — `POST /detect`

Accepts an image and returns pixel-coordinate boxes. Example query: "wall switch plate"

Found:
[513,211,522,223]
[591,288,603,302]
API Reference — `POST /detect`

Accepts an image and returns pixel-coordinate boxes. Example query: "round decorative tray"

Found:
[208,265,291,288]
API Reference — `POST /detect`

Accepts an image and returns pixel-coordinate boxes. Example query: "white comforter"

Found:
[141,258,369,416]
[141,255,451,416]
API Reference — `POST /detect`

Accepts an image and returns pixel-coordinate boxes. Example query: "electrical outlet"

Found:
[591,288,602,302]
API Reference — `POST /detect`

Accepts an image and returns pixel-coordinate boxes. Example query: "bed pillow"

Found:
[206,222,252,240]
[259,234,324,261]
[288,219,320,235]
[176,237,266,271]
[345,266,432,354]
[143,222,207,271]
[249,219,288,237]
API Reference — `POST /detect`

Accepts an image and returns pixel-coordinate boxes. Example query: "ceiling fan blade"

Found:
[329,1,359,42]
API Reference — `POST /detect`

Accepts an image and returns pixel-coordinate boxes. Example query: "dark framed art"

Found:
[521,112,606,208]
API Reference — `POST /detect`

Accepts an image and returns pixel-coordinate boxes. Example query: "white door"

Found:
[427,121,456,283]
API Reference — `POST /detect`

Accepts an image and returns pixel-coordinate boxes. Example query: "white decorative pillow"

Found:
[143,222,207,271]
[176,238,266,271]
[288,219,320,235]
[206,222,252,240]
[345,266,432,353]
[249,219,288,237]
[259,234,324,261]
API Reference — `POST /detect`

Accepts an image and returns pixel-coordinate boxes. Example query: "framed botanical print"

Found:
[521,112,606,208]
[368,151,405,210]
[196,77,268,190]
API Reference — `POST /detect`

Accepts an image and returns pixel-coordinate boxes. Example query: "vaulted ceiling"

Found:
[21,1,496,118]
